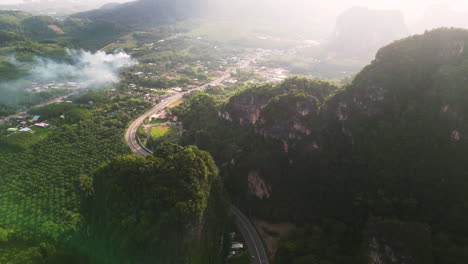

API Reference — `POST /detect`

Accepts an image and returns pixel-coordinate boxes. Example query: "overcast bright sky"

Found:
[0,0,134,4]
[3,0,468,20]
[334,0,468,16]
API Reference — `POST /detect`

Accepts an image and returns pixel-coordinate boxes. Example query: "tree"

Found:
[87,143,222,263]
[79,174,94,198]
[0,228,11,242]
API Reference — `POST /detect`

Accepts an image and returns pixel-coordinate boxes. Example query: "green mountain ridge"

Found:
[2,0,468,262]
[0,2,189,55]
[85,143,227,264]
[327,7,409,60]
[72,0,196,30]
[175,28,468,263]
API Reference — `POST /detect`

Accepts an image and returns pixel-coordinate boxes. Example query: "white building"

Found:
[231,243,244,250]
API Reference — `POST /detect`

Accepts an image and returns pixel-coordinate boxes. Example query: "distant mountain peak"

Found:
[327,6,408,60]
[72,0,196,29]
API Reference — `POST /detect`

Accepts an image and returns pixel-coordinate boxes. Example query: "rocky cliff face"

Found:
[364,219,433,264]
[323,28,468,146]
[255,92,316,142]
[215,29,468,263]
[222,78,335,149]
[223,85,274,126]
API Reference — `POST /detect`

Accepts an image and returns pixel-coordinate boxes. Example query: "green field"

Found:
[168,99,184,108]
[150,126,178,139]
[0,127,53,153]
[149,118,166,124]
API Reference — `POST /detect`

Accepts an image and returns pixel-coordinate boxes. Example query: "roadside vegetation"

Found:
[0,89,152,263]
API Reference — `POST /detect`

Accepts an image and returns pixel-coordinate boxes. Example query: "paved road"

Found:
[124,75,270,264]
[230,206,270,264]
[125,92,184,156]
[125,74,230,155]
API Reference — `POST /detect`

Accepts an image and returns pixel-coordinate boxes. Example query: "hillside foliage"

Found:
[84,143,226,264]
[173,29,468,264]
[0,90,152,263]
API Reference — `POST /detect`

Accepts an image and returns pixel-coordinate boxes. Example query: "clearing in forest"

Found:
[150,126,177,139]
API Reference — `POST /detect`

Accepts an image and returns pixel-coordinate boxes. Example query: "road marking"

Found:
[231,207,267,264]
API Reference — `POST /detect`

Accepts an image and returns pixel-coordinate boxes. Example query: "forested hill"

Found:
[0,11,70,81]
[72,0,197,30]
[0,10,65,43]
[0,10,124,51]
[174,28,468,263]
[0,0,199,53]
[84,143,227,264]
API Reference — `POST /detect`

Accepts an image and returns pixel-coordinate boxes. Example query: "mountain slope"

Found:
[85,143,227,264]
[175,28,468,264]
[72,0,196,30]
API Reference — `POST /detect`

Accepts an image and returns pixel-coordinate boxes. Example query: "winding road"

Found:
[230,207,270,264]
[124,74,270,264]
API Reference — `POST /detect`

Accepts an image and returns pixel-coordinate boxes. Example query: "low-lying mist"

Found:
[0,49,137,112]
[30,49,137,84]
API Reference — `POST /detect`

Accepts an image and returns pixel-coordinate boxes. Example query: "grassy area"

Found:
[150,125,178,139]
[187,19,298,49]
[0,127,53,153]
[227,251,250,264]
[103,32,140,51]
[168,99,184,108]
[150,119,167,124]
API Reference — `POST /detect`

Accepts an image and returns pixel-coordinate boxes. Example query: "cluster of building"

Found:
[1,113,60,136]
[127,45,288,105]
[223,78,239,84]
[143,42,156,50]
[208,70,226,77]
[239,49,290,83]
[129,71,186,82]
[124,88,161,103]
[256,67,288,83]
[227,232,245,259]
[126,84,192,104]
[25,81,88,93]
[151,113,179,123]
[131,34,184,52]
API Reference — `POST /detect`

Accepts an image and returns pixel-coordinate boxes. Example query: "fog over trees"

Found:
[2,0,468,264]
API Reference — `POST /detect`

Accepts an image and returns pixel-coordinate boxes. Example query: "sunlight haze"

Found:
[1,0,468,263]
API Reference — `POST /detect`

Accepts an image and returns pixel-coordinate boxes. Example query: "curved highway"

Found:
[230,206,270,264]
[125,93,184,156]
[124,75,270,264]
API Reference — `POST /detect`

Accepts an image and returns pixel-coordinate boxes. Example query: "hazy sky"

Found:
[0,0,134,5]
[2,0,468,20]
[334,0,468,16]
[286,0,468,22]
